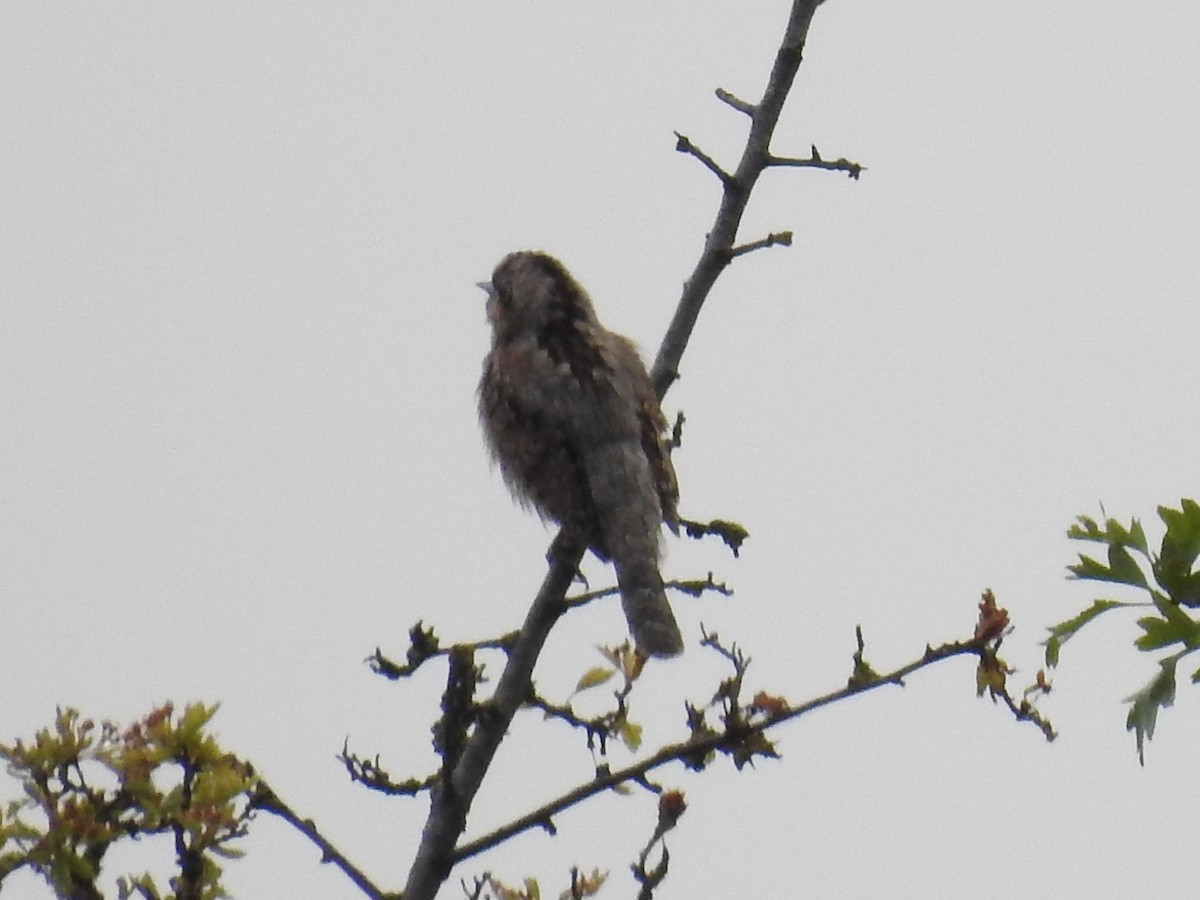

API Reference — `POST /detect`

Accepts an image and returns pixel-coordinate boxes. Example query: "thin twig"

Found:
[715,87,756,116]
[731,230,793,257]
[254,780,390,900]
[767,145,864,179]
[674,132,733,183]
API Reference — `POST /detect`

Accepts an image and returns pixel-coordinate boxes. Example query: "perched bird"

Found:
[478,251,684,657]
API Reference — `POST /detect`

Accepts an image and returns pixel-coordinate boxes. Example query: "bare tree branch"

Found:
[403,2,835,895]
[652,0,827,396]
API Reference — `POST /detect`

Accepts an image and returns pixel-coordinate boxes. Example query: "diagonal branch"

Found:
[403,2,829,896]
[401,532,586,897]
[254,780,389,900]
[652,0,826,396]
[451,633,1048,863]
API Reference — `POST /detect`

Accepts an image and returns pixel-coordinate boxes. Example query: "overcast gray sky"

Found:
[3,3,1199,898]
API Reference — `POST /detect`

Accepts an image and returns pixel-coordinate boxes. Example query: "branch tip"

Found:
[730,231,793,258]
[673,131,734,184]
[715,87,756,116]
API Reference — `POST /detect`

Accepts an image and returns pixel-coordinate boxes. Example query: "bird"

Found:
[477,250,684,657]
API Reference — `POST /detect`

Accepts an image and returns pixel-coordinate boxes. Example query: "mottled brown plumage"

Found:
[478,251,683,657]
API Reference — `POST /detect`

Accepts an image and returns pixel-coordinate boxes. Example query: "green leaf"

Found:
[209,842,246,860]
[1126,518,1151,555]
[1153,500,1200,606]
[1159,499,1200,557]
[1044,635,1061,668]
[1042,599,1137,667]
[1067,515,1104,542]
[1067,553,1110,581]
[178,702,218,741]
[1133,613,1200,652]
[572,667,614,693]
[1108,544,1150,588]
[1125,657,1178,765]
[1067,511,1154,590]
[618,718,643,752]
[1067,546,1149,589]
[1067,514,1149,555]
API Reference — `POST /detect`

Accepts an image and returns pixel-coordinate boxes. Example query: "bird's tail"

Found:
[614,558,684,657]
[584,440,684,657]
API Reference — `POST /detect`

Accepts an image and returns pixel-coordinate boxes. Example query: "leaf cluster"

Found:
[1046,499,1200,762]
[0,704,255,899]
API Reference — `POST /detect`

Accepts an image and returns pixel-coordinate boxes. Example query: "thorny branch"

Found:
[451,620,1053,864]
[652,0,858,395]
[403,2,846,896]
